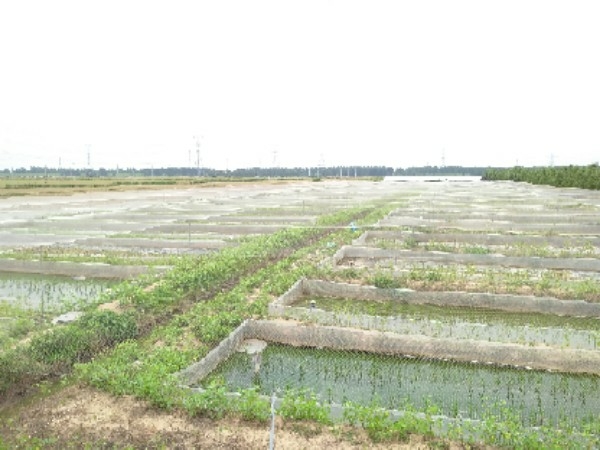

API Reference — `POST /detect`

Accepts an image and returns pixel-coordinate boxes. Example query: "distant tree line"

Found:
[2,165,489,178]
[482,165,600,190]
[395,166,488,176]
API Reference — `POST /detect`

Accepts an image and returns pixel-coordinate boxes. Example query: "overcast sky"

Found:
[1,1,599,170]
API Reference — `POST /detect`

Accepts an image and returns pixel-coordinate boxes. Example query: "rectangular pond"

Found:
[0,272,116,310]
[200,343,600,429]
[293,296,600,350]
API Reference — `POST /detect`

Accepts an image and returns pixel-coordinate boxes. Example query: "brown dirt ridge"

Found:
[1,384,468,449]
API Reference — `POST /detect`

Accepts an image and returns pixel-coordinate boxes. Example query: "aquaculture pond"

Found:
[0,272,116,310]
[293,297,600,350]
[202,344,600,429]
[372,238,600,258]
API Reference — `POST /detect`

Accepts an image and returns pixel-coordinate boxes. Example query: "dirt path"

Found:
[1,384,462,449]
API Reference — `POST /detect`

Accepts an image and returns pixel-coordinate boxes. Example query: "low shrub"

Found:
[279,389,331,424]
[28,326,93,366]
[183,380,229,419]
[78,310,138,347]
[237,387,271,422]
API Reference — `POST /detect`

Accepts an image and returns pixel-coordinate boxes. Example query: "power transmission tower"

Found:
[193,136,203,176]
[317,153,325,178]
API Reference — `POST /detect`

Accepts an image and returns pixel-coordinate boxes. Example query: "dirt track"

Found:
[2,384,453,449]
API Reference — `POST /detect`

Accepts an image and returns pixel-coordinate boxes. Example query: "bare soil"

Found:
[0,384,472,449]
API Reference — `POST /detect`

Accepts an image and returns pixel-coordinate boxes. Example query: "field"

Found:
[1,176,600,448]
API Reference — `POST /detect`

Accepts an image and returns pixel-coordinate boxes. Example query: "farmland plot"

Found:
[0,180,397,353]
[181,179,600,447]
[3,178,600,448]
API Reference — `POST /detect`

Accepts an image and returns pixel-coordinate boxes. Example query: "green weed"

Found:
[236,387,271,422]
[279,389,331,424]
[183,379,229,419]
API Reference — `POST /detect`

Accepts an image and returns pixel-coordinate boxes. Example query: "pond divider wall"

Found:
[387,212,600,225]
[176,284,600,442]
[254,319,600,375]
[263,279,600,374]
[270,278,600,317]
[0,259,161,279]
[148,223,284,235]
[179,323,491,442]
[377,216,600,235]
[212,215,317,224]
[74,237,230,250]
[178,320,249,386]
[179,319,600,387]
[332,245,600,272]
[353,230,600,248]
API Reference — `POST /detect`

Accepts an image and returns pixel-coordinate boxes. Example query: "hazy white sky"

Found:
[1,1,599,170]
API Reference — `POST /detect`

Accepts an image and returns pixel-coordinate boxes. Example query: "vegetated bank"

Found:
[1,202,422,448]
[0,204,385,404]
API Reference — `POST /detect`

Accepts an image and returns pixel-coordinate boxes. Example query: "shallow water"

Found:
[294,297,600,350]
[0,272,116,310]
[204,344,600,428]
